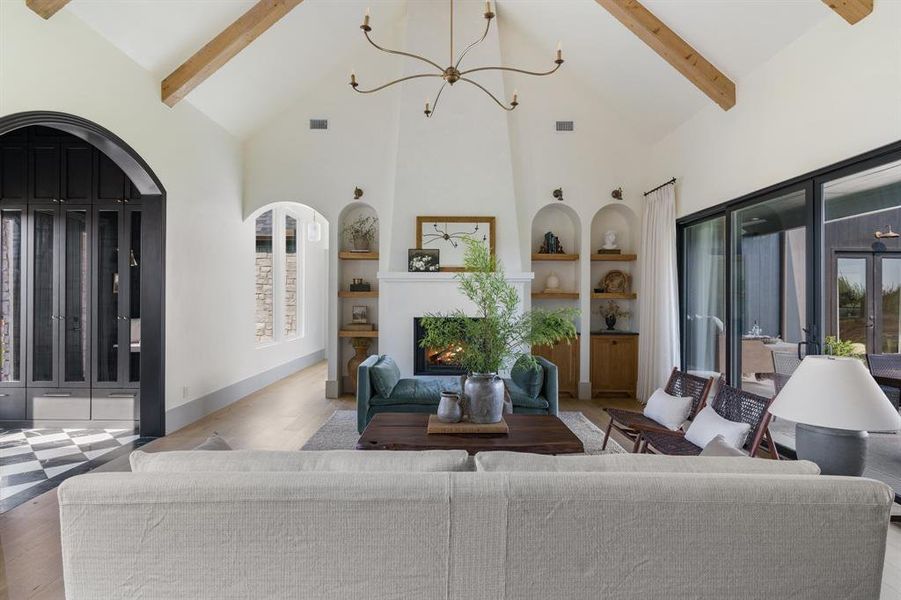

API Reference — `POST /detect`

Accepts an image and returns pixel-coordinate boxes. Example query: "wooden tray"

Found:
[427,415,509,434]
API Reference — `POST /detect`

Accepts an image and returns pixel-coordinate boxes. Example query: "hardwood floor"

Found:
[1,360,898,599]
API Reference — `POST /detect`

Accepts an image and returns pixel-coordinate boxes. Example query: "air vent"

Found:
[555,121,574,132]
[309,119,328,130]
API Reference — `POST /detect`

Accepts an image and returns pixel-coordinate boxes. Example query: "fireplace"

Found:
[413,317,466,376]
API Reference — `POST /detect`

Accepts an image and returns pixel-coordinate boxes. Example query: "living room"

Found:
[1,0,901,598]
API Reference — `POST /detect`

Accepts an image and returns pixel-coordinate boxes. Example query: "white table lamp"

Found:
[769,355,901,475]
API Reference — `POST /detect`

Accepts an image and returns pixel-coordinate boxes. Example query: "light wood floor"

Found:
[1,360,898,599]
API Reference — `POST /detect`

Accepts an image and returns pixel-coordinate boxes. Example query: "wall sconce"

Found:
[611,187,623,200]
[354,187,364,199]
[875,225,899,239]
[552,188,563,201]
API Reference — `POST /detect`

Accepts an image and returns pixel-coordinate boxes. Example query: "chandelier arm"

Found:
[363,30,445,73]
[426,81,450,118]
[352,73,443,95]
[459,61,563,77]
[460,78,515,111]
[453,16,492,70]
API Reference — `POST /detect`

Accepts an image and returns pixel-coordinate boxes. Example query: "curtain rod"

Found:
[643,177,676,197]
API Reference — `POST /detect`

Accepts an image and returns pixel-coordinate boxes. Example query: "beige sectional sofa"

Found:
[59,450,893,600]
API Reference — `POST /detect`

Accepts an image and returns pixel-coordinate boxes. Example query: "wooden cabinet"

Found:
[590,334,638,398]
[532,335,579,397]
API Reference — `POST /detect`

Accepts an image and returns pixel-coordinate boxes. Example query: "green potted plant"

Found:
[419,238,578,423]
[343,215,378,252]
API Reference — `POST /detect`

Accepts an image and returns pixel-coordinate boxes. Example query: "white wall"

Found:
[0,2,329,428]
[647,3,901,218]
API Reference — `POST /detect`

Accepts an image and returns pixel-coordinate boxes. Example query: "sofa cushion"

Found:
[130,449,472,473]
[370,355,402,398]
[369,377,461,406]
[474,451,820,475]
[503,379,550,409]
[511,356,544,398]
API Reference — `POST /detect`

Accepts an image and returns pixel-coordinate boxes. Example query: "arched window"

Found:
[255,207,304,345]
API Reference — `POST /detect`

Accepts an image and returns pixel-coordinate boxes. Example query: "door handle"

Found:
[108,393,136,398]
[44,393,72,397]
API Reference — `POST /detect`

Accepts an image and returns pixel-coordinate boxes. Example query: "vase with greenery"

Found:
[343,215,378,252]
[598,301,629,331]
[419,238,578,423]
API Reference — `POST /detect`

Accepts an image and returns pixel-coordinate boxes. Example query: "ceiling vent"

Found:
[309,119,328,130]
[555,121,574,132]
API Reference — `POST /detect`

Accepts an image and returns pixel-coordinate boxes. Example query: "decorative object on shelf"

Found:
[538,231,565,254]
[598,301,630,331]
[552,188,564,201]
[307,213,322,242]
[351,0,562,117]
[602,230,618,250]
[349,278,371,292]
[437,392,464,423]
[419,238,578,423]
[611,187,623,200]
[874,224,900,239]
[416,216,495,271]
[408,248,440,272]
[544,272,560,292]
[347,337,372,393]
[343,215,378,252]
[601,270,630,294]
[351,305,369,324]
[353,187,364,200]
[769,356,901,476]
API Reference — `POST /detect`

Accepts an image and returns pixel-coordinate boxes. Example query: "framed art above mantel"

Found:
[415,216,496,271]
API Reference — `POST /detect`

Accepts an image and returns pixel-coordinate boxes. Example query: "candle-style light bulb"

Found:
[362,7,371,28]
[425,98,431,115]
[485,1,491,13]
[350,70,357,86]
[511,89,518,106]
[556,41,563,63]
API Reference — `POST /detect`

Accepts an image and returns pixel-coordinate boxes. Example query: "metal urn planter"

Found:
[464,374,505,424]
[437,392,464,423]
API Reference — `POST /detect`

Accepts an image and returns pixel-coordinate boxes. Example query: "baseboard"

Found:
[325,379,340,399]
[165,349,325,434]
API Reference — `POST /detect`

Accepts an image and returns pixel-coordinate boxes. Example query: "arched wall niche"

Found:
[530,203,582,295]
[590,202,640,333]
[590,203,638,254]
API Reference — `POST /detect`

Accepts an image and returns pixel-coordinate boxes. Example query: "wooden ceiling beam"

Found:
[26,0,70,19]
[821,0,873,24]
[162,0,304,107]
[595,0,736,111]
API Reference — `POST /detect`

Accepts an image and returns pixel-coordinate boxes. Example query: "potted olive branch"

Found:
[342,215,378,252]
[419,238,578,423]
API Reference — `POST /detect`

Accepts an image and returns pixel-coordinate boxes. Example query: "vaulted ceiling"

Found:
[61,0,832,141]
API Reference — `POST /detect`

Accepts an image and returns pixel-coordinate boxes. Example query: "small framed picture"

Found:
[351,305,369,324]
[408,248,440,272]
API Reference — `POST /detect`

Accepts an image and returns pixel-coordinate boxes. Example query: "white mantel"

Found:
[377,271,534,377]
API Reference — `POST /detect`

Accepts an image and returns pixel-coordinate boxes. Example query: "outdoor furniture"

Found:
[867,353,901,410]
[772,351,802,396]
[602,368,713,453]
[639,383,777,458]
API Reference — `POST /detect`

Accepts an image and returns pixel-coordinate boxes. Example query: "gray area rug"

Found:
[302,410,626,454]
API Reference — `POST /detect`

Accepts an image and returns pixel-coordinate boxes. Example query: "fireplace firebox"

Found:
[413,317,467,376]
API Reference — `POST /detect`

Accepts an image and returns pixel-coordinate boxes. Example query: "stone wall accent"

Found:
[255,252,273,343]
[284,253,298,336]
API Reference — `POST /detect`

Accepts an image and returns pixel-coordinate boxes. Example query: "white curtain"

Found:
[637,183,680,402]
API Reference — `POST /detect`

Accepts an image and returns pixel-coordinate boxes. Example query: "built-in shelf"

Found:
[591,292,637,300]
[339,329,379,338]
[591,254,637,262]
[531,253,579,262]
[532,291,580,300]
[338,290,379,298]
[339,251,379,260]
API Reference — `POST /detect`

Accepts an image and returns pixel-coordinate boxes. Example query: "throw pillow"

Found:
[642,387,693,430]
[684,406,752,450]
[510,355,544,399]
[370,355,401,398]
[699,434,747,457]
[192,433,232,451]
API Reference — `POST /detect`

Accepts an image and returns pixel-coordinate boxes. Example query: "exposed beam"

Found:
[595,0,736,111]
[821,0,873,24]
[162,0,304,107]
[26,0,70,19]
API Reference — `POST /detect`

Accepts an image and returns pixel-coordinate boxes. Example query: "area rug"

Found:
[301,410,626,454]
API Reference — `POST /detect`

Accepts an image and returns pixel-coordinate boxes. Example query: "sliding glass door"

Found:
[681,217,726,378]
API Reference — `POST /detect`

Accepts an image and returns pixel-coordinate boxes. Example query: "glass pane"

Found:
[32,209,55,382]
[64,210,88,382]
[97,210,119,382]
[835,257,868,348]
[683,217,726,378]
[0,210,23,382]
[255,210,273,344]
[284,215,297,338]
[881,257,901,353]
[129,211,141,382]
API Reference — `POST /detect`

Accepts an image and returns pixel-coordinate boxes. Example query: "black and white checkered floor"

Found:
[0,427,140,512]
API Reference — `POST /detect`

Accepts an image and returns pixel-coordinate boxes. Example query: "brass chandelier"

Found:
[350,0,564,117]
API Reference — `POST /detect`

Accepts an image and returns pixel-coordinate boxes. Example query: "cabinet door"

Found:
[124,208,141,385]
[61,143,93,203]
[28,206,59,386]
[591,336,638,397]
[61,207,91,386]
[29,144,60,203]
[96,153,127,202]
[0,207,25,387]
[1,145,27,201]
[590,337,612,395]
[533,335,579,397]
[93,207,120,386]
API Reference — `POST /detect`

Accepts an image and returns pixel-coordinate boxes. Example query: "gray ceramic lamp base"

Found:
[795,423,868,476]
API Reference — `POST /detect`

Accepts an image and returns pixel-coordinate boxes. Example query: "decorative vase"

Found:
[605,315,617,331]
[545,272,560,291]
[437,393,463,423]
[353,237,370,252]
[347,337,371,392]
[464,373,505,424]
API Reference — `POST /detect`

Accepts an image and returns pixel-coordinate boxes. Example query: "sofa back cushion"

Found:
[511,356,544,399]
[130,449,472,473]
[370,355,402,397]
[474,451,820,475]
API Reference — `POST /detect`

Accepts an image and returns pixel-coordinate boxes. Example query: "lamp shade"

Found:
[769,356,901,432]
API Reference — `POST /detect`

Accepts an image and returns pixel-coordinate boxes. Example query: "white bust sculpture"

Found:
[602,230,618,250]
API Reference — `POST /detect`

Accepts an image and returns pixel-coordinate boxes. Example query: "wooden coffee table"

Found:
[356,413,585,455]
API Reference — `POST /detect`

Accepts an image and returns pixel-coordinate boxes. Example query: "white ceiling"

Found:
[66,0,829,141]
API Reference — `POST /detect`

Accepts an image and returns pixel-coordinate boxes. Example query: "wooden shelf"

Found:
[339,251,379,260]
[591,254,637,262]
[339,329,379,338]
[591,292,637,300]
[338,290,378,299]
[532,291,580,300]
[532,253,579,262]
